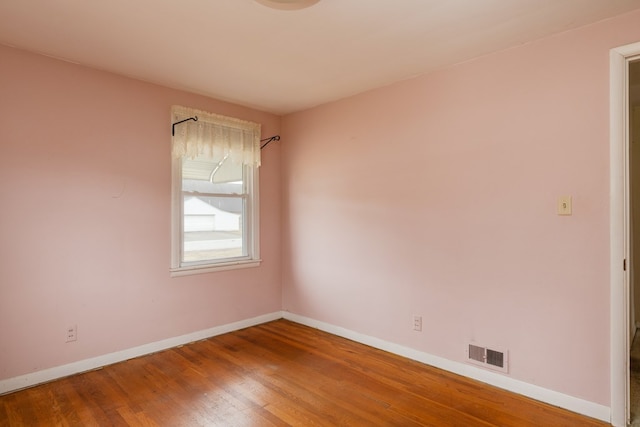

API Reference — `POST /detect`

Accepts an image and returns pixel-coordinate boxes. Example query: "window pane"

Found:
[182,179,243,195]
[182,195,245,262]
[182,155,243,186]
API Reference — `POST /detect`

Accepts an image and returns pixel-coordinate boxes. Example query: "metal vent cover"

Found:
[486,349,504,369]
[467,343,508,373]
[468,344,485,363]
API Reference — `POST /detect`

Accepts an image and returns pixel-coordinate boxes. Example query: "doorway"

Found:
[630,59,640,426]
[611,42,640,427]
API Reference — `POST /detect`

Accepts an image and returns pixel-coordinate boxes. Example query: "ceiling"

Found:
[1,0,640,115]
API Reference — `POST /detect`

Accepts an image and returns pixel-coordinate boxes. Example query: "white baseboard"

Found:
[0,310,612,424]
[282,311,611,423]
[0,312,282,395]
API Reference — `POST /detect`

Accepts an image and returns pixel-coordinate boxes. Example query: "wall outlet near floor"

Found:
[66,325,77,342]
[413,315,422,331]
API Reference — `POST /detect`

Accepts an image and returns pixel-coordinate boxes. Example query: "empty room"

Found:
[2,1,640,426]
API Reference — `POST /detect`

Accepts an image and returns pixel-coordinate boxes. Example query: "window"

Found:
[170,106,261,275]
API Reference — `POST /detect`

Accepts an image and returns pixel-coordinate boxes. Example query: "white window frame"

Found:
[170,110,261,277]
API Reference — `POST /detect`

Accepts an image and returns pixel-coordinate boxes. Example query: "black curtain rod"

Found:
[171,116,197,136]
[260,135,280,150]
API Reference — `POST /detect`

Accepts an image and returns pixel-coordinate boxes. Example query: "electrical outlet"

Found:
[413,315,422,332]
[66,325,77,342]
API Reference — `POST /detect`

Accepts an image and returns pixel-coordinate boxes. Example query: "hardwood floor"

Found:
[0,320,608,426]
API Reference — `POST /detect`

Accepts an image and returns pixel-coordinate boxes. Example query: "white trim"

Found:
[0,312,281,396]
[611,41,640,427]
[170,149,183,269]
[283,312,610,423]
[170,259,261,277]
[250,166,260,262]
[0,310,612,422]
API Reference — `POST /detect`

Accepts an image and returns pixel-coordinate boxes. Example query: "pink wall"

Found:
[3,7,640,410]
[281,10,640,406]
[0,45,281,380]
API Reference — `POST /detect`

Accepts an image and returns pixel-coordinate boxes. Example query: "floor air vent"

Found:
[467,344,508,373]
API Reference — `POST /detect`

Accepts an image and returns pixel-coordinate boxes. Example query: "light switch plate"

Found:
[557,196,572,215]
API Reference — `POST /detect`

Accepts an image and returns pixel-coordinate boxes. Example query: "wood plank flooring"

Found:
[0,320,608,426]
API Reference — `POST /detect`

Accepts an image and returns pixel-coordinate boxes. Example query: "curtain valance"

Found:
[171,105,261,167]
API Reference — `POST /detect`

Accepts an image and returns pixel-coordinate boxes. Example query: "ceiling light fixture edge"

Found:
[254,0,320,11]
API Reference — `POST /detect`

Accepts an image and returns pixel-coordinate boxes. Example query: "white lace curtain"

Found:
[171,105,261,167]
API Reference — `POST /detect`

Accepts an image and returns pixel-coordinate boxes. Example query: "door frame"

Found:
[611,41,640,427]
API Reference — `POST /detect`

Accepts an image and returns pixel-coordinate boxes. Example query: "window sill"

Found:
[170,259,261,277]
